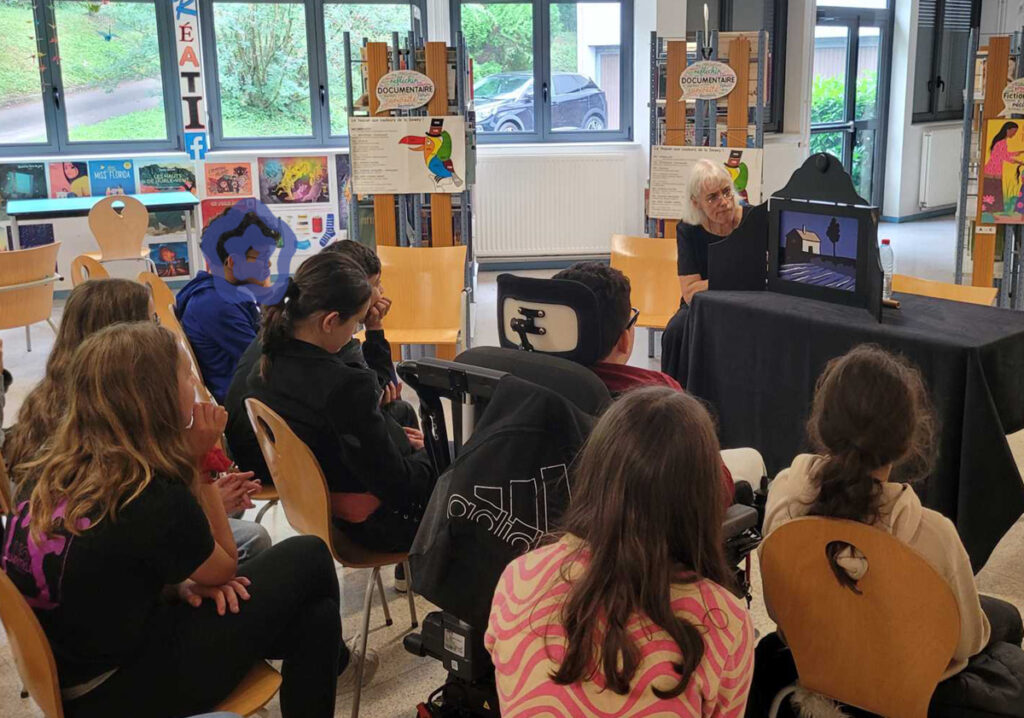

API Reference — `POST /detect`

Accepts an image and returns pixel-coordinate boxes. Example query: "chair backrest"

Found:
[69,254,109,287]
[138,272,216,405]
[0,243,61,332]
[892,274,998,306]
[375,245,467,332]
[244,398,335,548]
[609,234,681,327]
[761,517,960,718]
[0,569,64,718]
[87,196,148,261]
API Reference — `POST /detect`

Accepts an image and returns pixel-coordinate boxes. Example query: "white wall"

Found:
[981,0,1024,42]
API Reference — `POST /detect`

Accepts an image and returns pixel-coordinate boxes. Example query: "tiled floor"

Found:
[3,241,1024,717]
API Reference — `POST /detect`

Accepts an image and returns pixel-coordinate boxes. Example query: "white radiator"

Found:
[919,127,963,209]
[474,146,646,259]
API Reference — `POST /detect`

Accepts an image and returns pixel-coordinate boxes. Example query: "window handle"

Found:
[52,86,60,109]
[319,85,326,106]
[542,81,549,102]
[936,75,946,92]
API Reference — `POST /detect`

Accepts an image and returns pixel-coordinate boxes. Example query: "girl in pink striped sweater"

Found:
[486,387,754,717]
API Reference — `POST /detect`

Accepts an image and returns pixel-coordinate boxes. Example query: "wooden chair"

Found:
[0,243,61,352]
[761,517,960,718]
[610,234,682,357]
[892,274,999,306]
[0,565,281,717]
[138,272,216,406]
[0,448,12,517]
[69,255,109,287]
[86,196,154,274]
[375,245,468,361]
[245,398,416,718]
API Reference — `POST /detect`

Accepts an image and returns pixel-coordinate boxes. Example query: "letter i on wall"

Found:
[175,0,209,160]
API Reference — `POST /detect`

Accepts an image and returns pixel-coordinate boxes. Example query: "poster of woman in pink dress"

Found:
[981,120,1024,223]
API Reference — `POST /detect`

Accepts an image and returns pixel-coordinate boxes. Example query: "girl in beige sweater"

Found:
[756,345,1024,717]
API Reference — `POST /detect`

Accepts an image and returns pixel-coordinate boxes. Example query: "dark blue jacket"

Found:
[175,271,260,404]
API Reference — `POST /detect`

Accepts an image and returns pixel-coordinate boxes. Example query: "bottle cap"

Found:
[881,238,891,245]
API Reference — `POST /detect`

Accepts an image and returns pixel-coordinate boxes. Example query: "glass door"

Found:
[811,6,890,205]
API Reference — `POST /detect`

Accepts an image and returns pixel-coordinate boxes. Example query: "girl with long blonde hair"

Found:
[2,322,348,718]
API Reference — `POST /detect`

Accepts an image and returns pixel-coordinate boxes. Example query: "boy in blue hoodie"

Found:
[176,211,276,403]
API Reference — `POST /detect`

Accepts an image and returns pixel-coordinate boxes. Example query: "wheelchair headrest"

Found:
[456,347,611,416]
[496,273,606,367]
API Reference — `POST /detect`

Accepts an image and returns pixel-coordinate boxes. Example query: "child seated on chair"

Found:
[228,252,436,554]
[551,262,748,502]
[4,279,270,564]
[486,387,755,717]
[2,322,363,718]
[753,345,1024,717]
[176,211,273,404]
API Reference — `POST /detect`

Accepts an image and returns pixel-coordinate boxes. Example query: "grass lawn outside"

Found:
[67,105,168,142]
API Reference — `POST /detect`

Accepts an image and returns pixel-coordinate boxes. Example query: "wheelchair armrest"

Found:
[723,504,758,540]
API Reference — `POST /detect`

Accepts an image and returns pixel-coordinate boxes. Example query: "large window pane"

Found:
[913,0,936,115]
[549,2,620,132]
[324,3,412,135]
[213,1,312,138]
[464,2,535,133]
[934,0,971,117]
[53,0,168,143]
[811,25,849,124]
[855,27,879,121]
[0,0,48,145]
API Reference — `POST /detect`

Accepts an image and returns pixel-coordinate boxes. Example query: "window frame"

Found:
[912,0,979,124]
[0,0,182,158]
[718,0,788,133]
[453,0,634,144]
[200,0,426,150]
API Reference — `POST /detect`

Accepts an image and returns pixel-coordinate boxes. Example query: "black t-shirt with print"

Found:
[1,477,213,688]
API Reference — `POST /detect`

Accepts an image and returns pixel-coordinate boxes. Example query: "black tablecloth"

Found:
[683,290,1024,570]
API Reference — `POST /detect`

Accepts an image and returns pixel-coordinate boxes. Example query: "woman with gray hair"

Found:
[661,159,749,383]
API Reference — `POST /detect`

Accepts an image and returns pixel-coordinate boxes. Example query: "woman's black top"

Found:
[675,205,752,279]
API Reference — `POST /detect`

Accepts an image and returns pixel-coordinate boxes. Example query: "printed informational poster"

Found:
[980,119,1024,224]
[350,116,466,195]
[138,158,197,194]
[258,156,330,204]
[49,162,91,198]
[205,162,253,197]
[149,241,191,277]
[647,145,763,220]
[0,162,47,221]
[202,197,242,233]
[88,159,136,196]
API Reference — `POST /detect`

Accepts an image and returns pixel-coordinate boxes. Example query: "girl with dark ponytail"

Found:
[233,252,436,552]
[758,345,1024,715]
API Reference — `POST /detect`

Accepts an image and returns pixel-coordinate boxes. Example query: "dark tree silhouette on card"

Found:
[826,216,840,257]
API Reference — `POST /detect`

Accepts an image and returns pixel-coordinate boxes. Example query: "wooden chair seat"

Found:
[636,312,674,330]
[892,274,999,306]
[69,255,110,287]
[381,327,461,345]
[214,661,282,715]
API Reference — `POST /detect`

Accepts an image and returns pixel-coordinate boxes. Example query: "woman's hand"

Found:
[679,275,709,305]
[404,427,425,450]
[216,471,260,514]
[178,577,252,616]
[187,402,227,460]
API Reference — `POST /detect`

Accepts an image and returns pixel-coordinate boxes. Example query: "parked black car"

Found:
[474,72,608,133]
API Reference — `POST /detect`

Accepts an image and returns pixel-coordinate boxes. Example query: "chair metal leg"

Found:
[46,318,57,334]
[25,326,31,353]
[403,559,418,628]
[254,499,277,524]
[769,683,798,718]
[648,328,655,358]
[352,567,378,718]
[375,570,393,627]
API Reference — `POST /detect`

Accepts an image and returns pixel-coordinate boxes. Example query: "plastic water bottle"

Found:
[880,238,895,301]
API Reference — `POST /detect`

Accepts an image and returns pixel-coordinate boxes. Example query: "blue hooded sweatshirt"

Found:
[175,271,260,404]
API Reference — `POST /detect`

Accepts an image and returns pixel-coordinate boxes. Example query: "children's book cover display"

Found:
[258,156,330,204]
[88,159,136,196]
[0,162,47,221]
[49,162,91,198]
[138,159,197,194]
[980,119,1024,224]
[206,162,254,197]
[149,242,191,277]
[6,223,55,251]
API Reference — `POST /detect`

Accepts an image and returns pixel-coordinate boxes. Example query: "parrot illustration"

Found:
[724,150,750,202]
[399,118,464,189]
